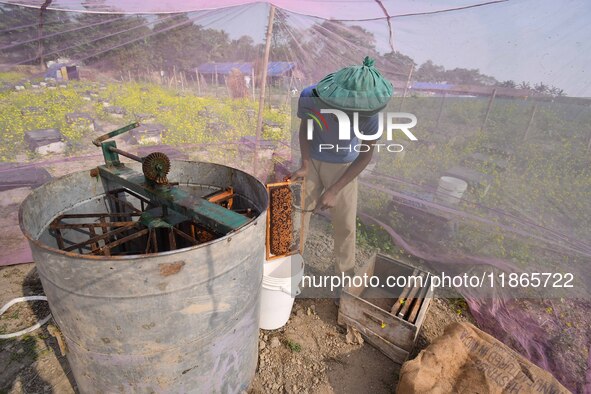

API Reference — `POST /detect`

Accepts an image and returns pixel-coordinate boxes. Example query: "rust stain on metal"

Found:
[159,261,185,276]
[48,324,68,356]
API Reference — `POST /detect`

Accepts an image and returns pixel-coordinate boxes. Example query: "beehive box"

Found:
[337,253,433,366]
[24,128,66,155]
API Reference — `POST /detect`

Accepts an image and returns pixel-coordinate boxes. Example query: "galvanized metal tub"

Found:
[19,161,268,393]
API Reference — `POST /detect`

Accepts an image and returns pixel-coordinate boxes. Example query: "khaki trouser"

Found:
[301,159,358,274]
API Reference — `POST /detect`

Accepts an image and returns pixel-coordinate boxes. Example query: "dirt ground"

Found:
[0,216,473,394]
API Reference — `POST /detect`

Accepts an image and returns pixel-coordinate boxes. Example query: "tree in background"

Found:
[67,13,153,73]
[549,86,565,97]
[151,14,205,72]
[443,67,497,85]
[518,81,531,90]
[0,5,75,67]
[414,60,500,86]
[534,82,549,94]
[380,51,416,80]
[303,20,379,82]
[499,80,517,88]
[229,36,259,62]
[200,28,232,63]
[414,60,446,83]
[270,9,292,61]
[0,5,567,96]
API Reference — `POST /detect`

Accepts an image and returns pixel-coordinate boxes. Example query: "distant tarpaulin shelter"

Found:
[195,61,296,87]
[267,61,299,87]
[266,61,296,77]
[196,62,253,85]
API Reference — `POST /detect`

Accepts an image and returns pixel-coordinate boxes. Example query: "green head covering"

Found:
[315,56,393,113]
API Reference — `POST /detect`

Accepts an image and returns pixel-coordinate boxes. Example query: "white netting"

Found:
[1,2,589,391]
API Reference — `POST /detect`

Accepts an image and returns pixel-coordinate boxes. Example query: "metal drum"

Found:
[19,161,267,393]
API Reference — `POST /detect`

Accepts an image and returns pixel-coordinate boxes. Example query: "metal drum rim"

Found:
[18,160,268,261]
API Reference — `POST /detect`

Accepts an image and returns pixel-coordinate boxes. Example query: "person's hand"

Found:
[289,166,308,181]
[315,187,339,211]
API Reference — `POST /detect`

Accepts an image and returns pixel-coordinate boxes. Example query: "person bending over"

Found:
[291,56,393,281]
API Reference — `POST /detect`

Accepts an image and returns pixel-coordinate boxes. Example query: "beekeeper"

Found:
[291,56,393,279]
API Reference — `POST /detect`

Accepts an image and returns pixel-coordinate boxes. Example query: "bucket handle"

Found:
[280,286,301,296]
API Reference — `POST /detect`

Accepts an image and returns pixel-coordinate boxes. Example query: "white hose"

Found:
[0,296,52,339]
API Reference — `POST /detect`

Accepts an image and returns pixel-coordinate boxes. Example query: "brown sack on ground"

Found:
[397,322,569,394]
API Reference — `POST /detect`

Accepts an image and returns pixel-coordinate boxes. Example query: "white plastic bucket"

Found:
[259,254,305,330]
[436,176,468,205]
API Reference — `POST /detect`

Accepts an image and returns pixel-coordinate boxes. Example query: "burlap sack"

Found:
[397,322,569,394]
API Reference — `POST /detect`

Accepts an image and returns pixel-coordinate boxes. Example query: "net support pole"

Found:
[251,68,256,100]
[523,103,538,141]
[37,0,51,70]
[399,65,414,111]
[435,92,446,130]
[254,4,275,174]
[480,88,497,133]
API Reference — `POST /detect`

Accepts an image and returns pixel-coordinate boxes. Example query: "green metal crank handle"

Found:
[92,122,140,147]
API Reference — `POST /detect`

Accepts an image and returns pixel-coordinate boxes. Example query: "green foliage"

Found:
[361,95,590,270]
[356,218,395,253]
[0,71,27,83]
[0,66,587,275]
[0,80,288,161]
[286,339,302,352]
[0,83,88,160]
[449,298,469,316]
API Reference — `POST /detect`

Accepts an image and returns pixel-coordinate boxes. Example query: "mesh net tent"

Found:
[1,0,590,391]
